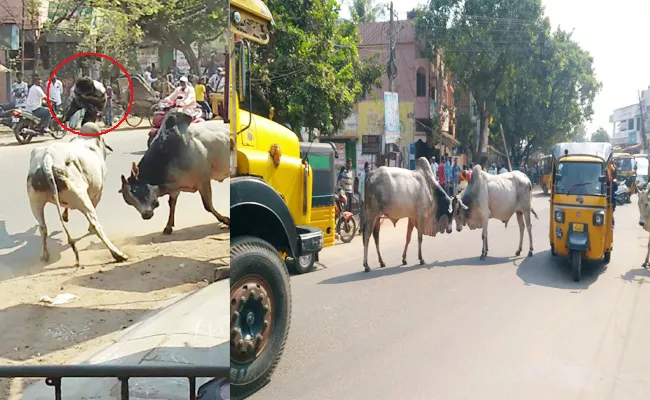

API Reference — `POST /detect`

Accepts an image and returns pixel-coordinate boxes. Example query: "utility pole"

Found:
[639,90,649,178]
[387,1,395,92]
[21,0,25,76]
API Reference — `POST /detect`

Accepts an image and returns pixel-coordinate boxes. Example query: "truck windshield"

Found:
[555,162,605,196]
[617,157,634,171]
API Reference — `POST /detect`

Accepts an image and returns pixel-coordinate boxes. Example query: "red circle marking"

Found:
[47,52,134,137]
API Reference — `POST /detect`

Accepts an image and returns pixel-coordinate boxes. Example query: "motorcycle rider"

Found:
[25,75,51,132]
[163,76,200,118]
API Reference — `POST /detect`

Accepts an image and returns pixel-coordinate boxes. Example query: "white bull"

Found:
[453,165,538,260]
[362,158,458,272]
[27,123,128,265]
[637,189,650,266]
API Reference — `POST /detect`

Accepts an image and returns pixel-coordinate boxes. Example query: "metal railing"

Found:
[0,365,230,400]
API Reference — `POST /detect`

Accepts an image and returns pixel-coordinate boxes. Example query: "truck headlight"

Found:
[593,211,605,226]
[554,209,565,223]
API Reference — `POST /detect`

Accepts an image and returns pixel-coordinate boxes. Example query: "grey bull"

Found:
[637,188,650,266]
[26,123,128,265]
[361,158,459,272]
[453,165,538,260]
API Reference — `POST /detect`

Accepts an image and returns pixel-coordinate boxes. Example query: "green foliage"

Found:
[349,0,385,23]
[249,0,383,137]
[137,0,228,73]
[496,28,601,164]
[416,0,600,164]
[591,127,610,143]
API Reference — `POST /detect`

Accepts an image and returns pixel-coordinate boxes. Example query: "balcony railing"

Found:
[0,365,229,400]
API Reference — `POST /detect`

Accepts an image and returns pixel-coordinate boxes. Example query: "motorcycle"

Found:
[147,100,204,147]
[615,175,636,205]
[335,189,358,243]
[0,103,18,129]
[12,107,66,144]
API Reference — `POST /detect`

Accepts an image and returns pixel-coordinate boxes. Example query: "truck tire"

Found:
[286,252,316,274]
[231,236,292,400]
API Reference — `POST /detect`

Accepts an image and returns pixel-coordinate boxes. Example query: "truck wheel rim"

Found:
[298,254,312,268]
[230,274,274,364]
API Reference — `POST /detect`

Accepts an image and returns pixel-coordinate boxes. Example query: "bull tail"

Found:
[531,208,539,219]
[42,151,67,229]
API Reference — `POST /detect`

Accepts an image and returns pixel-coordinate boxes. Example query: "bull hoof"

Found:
[162,226,173,235]
[480,254,486,260]
[515,250,521,256]
[364,265,371,272]
[644,262,648,269]
[219,216,231,227]
[41,253,50,263]
[419,259,425,265]
[528,251,533,257]
[379,262,387,268]
[112,252,129,263]
[402,258,407,265]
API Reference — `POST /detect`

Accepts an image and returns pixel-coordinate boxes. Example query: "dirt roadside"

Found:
[0,223,229,399]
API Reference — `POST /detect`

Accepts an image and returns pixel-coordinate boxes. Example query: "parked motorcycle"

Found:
[615,175,636,205]
[335,189,358,243]
[0,103,17,129]
[12,108,66,144]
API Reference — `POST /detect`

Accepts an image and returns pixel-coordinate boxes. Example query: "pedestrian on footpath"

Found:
[431,156,438,180]
[438,155,447,192]
[444,156,452,195]
[104,80,114,127]
[451,157,461,195]
[49,74,63,115]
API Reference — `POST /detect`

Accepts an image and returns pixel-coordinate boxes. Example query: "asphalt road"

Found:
[0,127,229,281]
[252,192,650,400]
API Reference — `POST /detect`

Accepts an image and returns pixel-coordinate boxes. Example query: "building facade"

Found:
[609,87,650,148]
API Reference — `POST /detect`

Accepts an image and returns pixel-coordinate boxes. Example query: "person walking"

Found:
[488,163,498,175]
[444,156,452,195]
[104,80,114,127]
[466,163,473,182]
[499,164,508,174]
[451,157,461,195]
[49,74,63,115]
[195,77,212,119]
[438,155,447,192]
[11,72,28,109]
[431,156,438,179]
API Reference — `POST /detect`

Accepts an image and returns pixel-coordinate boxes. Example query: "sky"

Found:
[339,0,650,136]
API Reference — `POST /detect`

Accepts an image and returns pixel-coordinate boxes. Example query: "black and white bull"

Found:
[453,165,538,260]
[119,111,230,234]
[361,157,459,272]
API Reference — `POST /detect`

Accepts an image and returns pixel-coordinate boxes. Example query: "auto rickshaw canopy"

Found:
[552,142,613,163]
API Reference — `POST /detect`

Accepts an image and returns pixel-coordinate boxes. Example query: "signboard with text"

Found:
[384,92,400,144]
[362,135,382,155]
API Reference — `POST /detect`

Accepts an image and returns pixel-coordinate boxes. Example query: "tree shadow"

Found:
[0,303,147,362]
[0,221,66,281]
[319,255,514,285]
[68,255,219,293]
[516,250,607,290]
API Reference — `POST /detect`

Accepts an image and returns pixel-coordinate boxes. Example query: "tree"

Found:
[494,28,600,165]
[416,0,548,163]
[137,0,228,74]
[349,0,385,23]
[591,127,610,143]
[249,0,383,139]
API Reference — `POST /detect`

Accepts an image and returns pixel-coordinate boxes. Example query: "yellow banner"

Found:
[357,100,414,145]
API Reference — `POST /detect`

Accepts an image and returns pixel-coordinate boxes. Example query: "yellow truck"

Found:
[228,1,324,398]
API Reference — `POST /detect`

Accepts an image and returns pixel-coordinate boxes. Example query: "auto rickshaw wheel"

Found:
[571,251,582,282]
[604,250,611,264]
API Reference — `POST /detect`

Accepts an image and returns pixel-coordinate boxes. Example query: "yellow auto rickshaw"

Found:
[549,142,614,282]
[614,152,635,181]
[538,155,552,195]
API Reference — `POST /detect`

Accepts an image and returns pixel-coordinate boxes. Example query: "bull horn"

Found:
[457,196,468,210]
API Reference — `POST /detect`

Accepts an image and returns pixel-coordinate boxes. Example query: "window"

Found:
[629,119,635,130]
[555,162,605,196]
[620,121,627,131]
[416,67,426,97]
